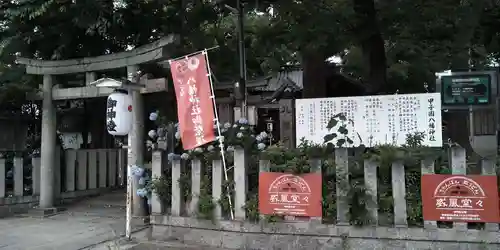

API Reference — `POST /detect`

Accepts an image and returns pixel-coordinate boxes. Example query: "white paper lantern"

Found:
[106,92,133,136]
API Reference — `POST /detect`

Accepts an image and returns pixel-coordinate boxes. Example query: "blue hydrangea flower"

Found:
[167,153,181,162]
[149,112,158,121]
[131,165,145,177]
[148,130,157,139]
[157,127,166,137]
[257,143,266,150]
[136,188,148,198]
[130,165,139,174]
[181,153,190,160]
[139,177,146,185]
[238,118,248,124]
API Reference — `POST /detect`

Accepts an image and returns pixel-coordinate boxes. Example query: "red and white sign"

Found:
[259,172,322,217]
[169,53,216,150]
[421,174,500,223]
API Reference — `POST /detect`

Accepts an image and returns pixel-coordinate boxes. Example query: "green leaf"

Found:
[323,133,337,142]
[326,118,338,129]
[346,137,353,144]
[338,114,347,121]
[338,126,348,135]
[336,139,346,147]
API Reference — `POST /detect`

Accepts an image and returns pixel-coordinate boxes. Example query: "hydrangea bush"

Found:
[131,165,153,208]
[146,110,269,161]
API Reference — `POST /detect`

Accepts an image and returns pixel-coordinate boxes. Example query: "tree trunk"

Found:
[301,52,328,98]
[353,0,387,94]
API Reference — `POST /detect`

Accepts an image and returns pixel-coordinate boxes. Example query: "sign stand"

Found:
[89,74,145,240]
[204,50,235,220]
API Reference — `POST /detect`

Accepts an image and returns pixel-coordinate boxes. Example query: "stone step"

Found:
[20,207,67,217]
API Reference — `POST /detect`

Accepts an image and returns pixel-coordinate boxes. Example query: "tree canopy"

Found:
[0,0,499,99]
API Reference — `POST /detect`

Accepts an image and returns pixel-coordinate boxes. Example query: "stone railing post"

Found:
[13,154,24,196]
[450,147,467,230]
[421,158,437,229]
[481,157,499,231]
[258,159,270,221]
[364,159,378,225]
[151,151,165,214]
[32,157,41,195]
[335,148,349,225]
[189,159,202,216]
[234,148,247,220]
[391,161,407,227]
[171,159,183,216]
[212,159,223,219]
[0,157,5,198]
[309,159,322,223]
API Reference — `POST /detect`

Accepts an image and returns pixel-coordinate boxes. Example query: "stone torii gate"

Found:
[16,35,178,215]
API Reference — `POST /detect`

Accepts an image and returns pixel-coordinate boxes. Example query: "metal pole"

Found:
[236,0,247,118]
[204,50,235,220]
[125,163,132,239]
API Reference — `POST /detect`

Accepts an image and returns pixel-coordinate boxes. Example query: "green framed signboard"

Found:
[441,74,492,105]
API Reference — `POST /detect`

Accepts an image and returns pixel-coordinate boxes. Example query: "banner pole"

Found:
[203,49,235,220]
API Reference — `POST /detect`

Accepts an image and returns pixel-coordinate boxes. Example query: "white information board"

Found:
[295,93,442,147]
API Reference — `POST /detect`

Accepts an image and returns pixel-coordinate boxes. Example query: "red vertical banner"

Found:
[169,53,216,150]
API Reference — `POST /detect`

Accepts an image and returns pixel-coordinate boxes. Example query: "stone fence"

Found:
[0,148,125,217]
[150,147,500,250]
